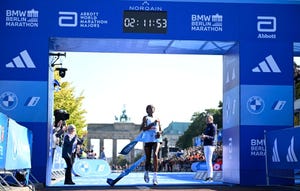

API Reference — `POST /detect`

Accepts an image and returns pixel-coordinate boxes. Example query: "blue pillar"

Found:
[223,40,294,185]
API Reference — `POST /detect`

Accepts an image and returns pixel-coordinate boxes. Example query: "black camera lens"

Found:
[54,109,70,122]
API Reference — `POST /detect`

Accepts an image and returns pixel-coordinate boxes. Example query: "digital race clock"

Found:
[123,10,167,34]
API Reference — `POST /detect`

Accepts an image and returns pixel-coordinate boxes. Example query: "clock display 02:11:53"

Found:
[123,10,167,34]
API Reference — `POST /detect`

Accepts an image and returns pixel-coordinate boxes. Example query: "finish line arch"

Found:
[1,0,300,186]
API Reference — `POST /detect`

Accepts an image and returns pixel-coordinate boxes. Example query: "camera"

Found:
[54,109,69,127]
[54,109,69,121]
[56,67,67,78]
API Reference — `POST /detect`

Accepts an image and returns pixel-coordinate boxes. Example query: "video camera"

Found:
[54,109,69,127]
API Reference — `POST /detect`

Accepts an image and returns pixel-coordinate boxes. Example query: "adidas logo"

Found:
[286,136,298,162]
[252,55,281,73]
[6,50,36,68]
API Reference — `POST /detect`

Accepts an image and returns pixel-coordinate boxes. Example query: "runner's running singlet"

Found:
[142,116,161,143]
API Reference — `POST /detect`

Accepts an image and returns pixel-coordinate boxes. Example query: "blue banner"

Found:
[52,146,65,171]
[238,4,299,42]
[240,85,293,126]
[223,86,239,129]
[0,113,8,168]
[5,119,32,170]
[240,42,293,85]
[0,37,49,81]
[1,0,300,186]
[0,81,48,122]
[266,127,300,169]
[222,127,240,184]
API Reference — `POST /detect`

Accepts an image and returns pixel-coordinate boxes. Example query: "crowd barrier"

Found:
[0,112,35,190]
[265,127,300,185]
[191,161,223,181]
[52,146,111,179]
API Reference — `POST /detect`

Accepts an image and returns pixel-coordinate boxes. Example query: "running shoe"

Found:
[153,176,158,185]
[144,171,149,183]
[204,177,213,182]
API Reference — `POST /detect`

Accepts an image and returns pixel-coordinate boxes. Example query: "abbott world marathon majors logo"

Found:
[191,13,223,32]
[58,11,108,28]
[0,92,18,111]
[6,9,39,27]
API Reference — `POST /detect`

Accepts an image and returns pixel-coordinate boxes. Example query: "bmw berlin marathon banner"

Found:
[266,128,300,171]
[1,0,300,186]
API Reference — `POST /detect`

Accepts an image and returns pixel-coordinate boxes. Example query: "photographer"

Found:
[52,110,69,152]
[52,120,67,162]
[53,109,70,145]
[62,124,82,185]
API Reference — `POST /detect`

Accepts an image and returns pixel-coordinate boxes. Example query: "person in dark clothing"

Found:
[62,124,78,185]
[201,114,217,182]
[99,146,106,160]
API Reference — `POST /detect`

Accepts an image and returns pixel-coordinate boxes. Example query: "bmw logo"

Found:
[247,96,264,114]
[0,91,18,110]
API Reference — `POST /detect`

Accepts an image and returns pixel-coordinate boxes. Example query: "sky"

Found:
[63,52,223,128]
[61,52,223,158]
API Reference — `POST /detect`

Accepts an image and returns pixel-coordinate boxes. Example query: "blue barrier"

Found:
[52,146,65,170]
[52,146,111,177]
[266,127,300,169]
[265,127,300,184]
[0,112,9,168]
[0,112,33,186]
[0,112,32,170]
[73,159,111,177]
[191,162,207,172]
[191,161,223,172]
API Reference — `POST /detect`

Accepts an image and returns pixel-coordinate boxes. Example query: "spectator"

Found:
[100,146,106,160]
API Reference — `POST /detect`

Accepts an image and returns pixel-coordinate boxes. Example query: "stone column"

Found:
[113,138,117,164]
[130,139,135,163]
[100,139,104,149]
[86,137,91,150]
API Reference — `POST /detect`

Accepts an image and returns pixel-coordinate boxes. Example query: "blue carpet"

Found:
[51,172,223,187]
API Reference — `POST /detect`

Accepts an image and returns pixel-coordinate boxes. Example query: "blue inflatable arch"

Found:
[1,0,300,186]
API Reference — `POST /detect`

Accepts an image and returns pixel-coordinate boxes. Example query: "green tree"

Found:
[115,155,129,168]
[176,101,222,149]
[294,61,300,99]
[134,153,144,162]
[54,77,87,137]
[294,61,300,125]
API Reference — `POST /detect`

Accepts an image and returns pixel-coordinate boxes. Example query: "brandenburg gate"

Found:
[87,122,140,164]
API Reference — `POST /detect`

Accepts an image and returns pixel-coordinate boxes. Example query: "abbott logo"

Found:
[257,16,276,33]
[58,11,77,27]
